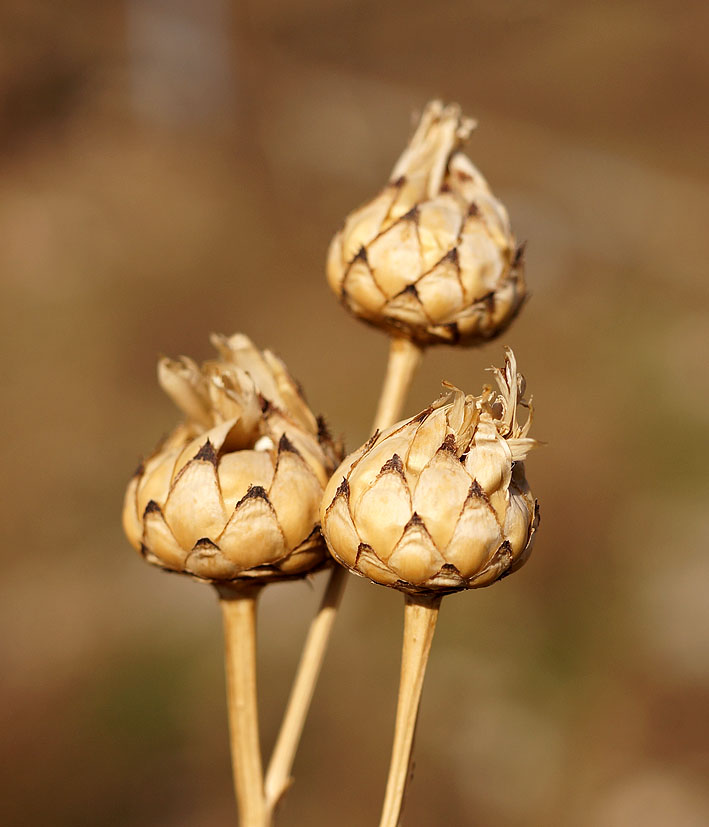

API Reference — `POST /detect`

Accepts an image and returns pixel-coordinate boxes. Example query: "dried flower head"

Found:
[123,333,341,583]
[321,348,539,593]
[327,100,526,346]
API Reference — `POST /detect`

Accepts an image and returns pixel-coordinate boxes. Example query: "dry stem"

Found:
[261,334,423,822]
[372,337,424,434]
[264,564,347,821]
[379,593,442,827]
[218,584,266,827]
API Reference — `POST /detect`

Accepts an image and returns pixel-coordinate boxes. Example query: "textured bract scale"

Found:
[321,349,540,595]
[327,101,527,346]
[122,333,342,584]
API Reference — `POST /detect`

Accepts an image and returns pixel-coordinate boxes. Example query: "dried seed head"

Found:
[123,333,342,584]
[327,101,526,346]
[320,348,539,594]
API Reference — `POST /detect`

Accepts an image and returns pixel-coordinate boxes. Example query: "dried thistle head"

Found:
[327,101,526,346]
[123,333,342,584]
[320,348,539,594]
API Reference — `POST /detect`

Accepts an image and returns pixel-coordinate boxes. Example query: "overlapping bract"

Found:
[321,349,539,593]
[327,100,526,346]
[123,333,341,583]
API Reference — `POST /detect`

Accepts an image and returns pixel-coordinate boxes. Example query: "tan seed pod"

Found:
[123,333,342,584]
[321,348,539,594]
[327,100,527,346]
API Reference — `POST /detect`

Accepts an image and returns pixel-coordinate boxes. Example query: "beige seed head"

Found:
[123,333,342,584]
[327,100,526,346]
[320,348,539,594]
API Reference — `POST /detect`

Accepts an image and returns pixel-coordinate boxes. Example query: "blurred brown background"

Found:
[2,0,708,824]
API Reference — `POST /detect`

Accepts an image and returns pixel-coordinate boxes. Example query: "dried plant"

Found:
[321,348,539,825]
[327,100,526,347]
[123,332,342,825]
[123,332,339,583]
[321,348,539,593]
[122,100,540,826]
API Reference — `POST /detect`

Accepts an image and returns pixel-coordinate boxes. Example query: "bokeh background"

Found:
[2,1,708,824]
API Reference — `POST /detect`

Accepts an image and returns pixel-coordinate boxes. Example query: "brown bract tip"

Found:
[295,525,322,548]
[406,512,425,529]
[439,433,458,454]
[193,537,220,551]
[411,406,434,424]
[316,415,332,443]
[194,440,218,465]
[468,480,486,499]
[355,542,374,566]
[442,247,459,265]
[353,246,368,263]
[398,283,420,299]
[278,433,299,454]
[334,477,350,500]
[468,201,480,217]
[143,500,162,516]
[513,242,527,267]
[363,430,380,452]
[492,541,514,578]
[445,322,460,343]
[238,485,270,505]
[380,453,405,476]
[401,205,419,223]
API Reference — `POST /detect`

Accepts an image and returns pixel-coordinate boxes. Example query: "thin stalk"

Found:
[379,593,442,827]
[262,334,424,822]
[264,565,347,821]
[218,584,266,827]
[372,337,424,434]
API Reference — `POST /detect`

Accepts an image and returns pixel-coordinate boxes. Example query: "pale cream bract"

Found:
[327,101,526,346]
[321,349,539,593]
[123,333,341,583]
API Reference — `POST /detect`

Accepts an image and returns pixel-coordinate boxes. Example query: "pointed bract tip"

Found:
[193,537,220,551]
[439,433,458,454]
[194,440,218,465]
[316,415,332,443]
[411,406,434,424]
[442,247,459,264]
[243,485,269,502]
[468,480,485,499]
[278,433,298,454]
[363,430,380,452]
[380,453,405,475]
[405,512,425,530]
